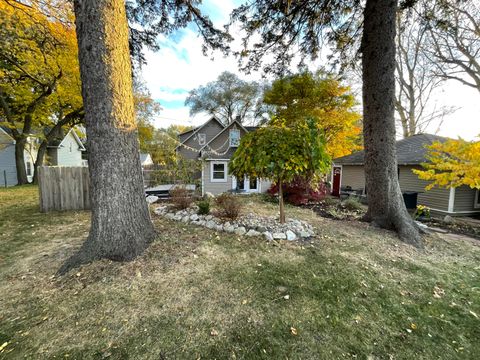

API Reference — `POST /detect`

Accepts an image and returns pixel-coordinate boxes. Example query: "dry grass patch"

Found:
[1,187,479,359]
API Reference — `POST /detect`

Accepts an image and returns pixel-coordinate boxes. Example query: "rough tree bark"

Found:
[361,0,422,247]
[58,0,156,274]
[278,178,285,224]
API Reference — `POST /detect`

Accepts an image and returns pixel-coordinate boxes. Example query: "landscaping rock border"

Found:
[153,205,315,241]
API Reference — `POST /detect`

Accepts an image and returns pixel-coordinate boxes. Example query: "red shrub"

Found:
[267,177,328,205]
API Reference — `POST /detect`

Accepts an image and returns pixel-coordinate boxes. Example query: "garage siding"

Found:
[340,166,365,192]
[398,166,450,212]
[454,186,479,213]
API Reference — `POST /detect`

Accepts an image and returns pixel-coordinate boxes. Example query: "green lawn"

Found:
[1,186,479,359]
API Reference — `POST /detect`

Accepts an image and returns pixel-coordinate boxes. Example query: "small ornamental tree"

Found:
[229,118,331,223]
[413,137,480,190]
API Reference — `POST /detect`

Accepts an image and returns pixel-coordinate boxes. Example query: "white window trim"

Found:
[210,161,227,183]
[448,187,456,213]
[198,133,206,145]
[229,128,240,147]
[474,189,480,209]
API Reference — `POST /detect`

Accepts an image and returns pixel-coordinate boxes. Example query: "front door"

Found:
[232,176,259,193]
[332,166,342,197]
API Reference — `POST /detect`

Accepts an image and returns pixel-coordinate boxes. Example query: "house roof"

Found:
[48,128,86,151]
[0,124,15,143]
[199,119,249,152]
[140,153,152,164]
[175,116,225,150]
[334,134,449,165]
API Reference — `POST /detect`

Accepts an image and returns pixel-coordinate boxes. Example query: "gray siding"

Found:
[56,133,84,166]
[202,161,271,195]
[0,142,17,187]
[341,166,365,192]
[454,186,479,213]
[399,166,450,212]
[203,160,232,195]
[177,119,224,160]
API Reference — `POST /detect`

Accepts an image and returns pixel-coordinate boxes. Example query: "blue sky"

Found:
[140,0,480,140]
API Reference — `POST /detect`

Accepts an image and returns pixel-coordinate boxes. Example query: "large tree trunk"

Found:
[59,0,156,274]
[361,0,422,247]
[14,138,28,185]
[32,140,48,184]
[278,178,285,224]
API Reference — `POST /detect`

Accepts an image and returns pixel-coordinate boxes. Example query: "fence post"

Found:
[3,170,6,187]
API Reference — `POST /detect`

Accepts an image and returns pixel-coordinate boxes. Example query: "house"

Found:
[332,134,480,216]
[0,126,37,186]
[46,128,86,167]
[176,117,271,195]
[140,153,154,167]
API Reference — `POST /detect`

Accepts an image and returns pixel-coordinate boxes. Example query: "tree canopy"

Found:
[185,71,266,125]
[263,71,361,158]
[0,0,83,183]
[230,118,331,222]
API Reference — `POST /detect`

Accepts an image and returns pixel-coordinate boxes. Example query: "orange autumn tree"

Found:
[263,71,362,158]
[413,137,480,190]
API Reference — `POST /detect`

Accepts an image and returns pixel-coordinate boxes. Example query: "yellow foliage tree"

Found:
[413,137,480,190]
[0,0,82,183]
[263,71,362,159]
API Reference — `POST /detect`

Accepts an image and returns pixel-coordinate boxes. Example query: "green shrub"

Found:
[322,196,339,207]
[169,186,193,210]
[215,193,242,220]
[341,197,363,211]
[197,199,210,215]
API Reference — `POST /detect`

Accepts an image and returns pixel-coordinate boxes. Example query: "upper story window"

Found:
[229,129,240,147]
[198,133,206,145]
[26,162,32,176]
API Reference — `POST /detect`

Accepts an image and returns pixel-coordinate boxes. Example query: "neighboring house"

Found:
[0,126,37,186]
[46,128,86,166]
[176,117,271,195]
[140,153,154,167]
[332,134,480,216]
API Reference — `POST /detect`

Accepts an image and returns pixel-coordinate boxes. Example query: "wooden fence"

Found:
[38,166,90,212]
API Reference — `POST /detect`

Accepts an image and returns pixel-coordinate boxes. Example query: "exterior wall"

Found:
[399,166,450,212]
[205,123,247,155]
[340,165,365,192]
[56,133,84,166]
[203,160,232,195]
[0,140,17,187]
[453,186,480,213]
[177,119,224,160]
[202,161,271,195]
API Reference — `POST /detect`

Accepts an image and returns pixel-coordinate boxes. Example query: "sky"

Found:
[140,0,480,141]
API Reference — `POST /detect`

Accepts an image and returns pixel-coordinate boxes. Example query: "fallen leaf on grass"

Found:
[210,329,218,336]
[469,310,478,319]
[433,285,445,299]
[290,327,298,336]
[0,342,8,352]
[283,295,290,300]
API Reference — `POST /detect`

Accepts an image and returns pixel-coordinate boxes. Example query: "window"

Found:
[475,189,480,209]
[26,162,32,176]
[198,133,206,145]
[229,129,240,147]
[211,162,227,182]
